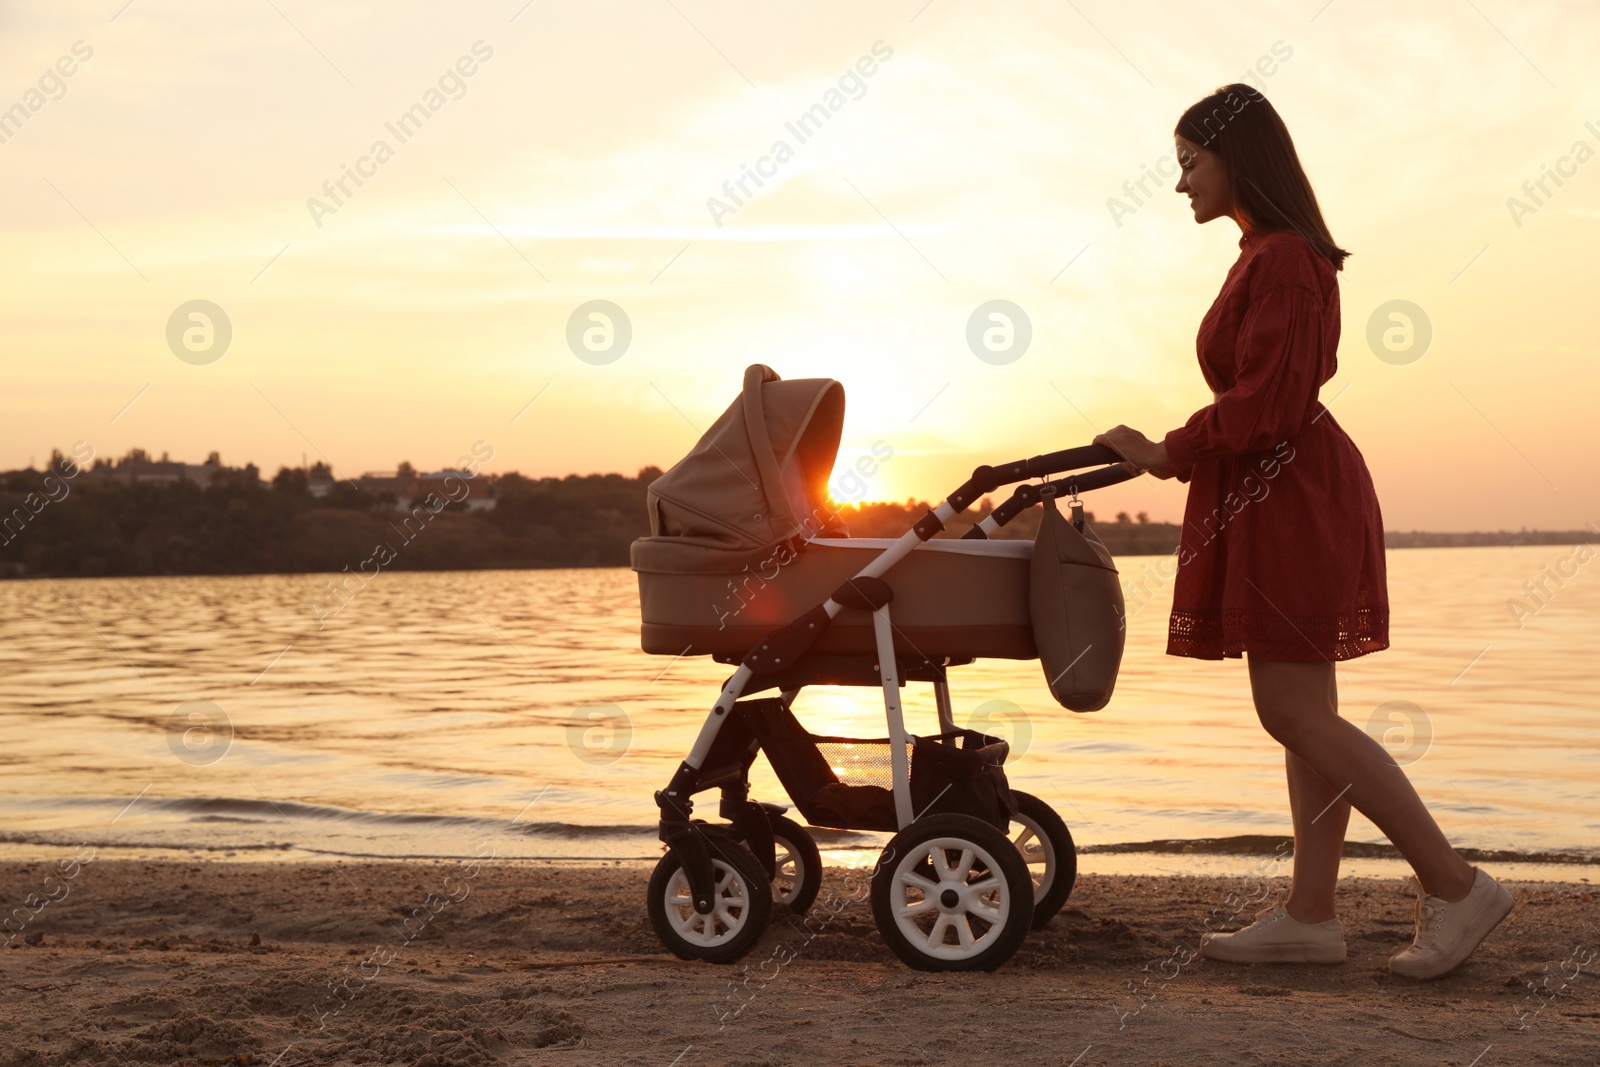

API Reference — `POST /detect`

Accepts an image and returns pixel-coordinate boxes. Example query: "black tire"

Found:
[647,838,771,964]
[1010,791,1077,928]
[739,814,822,915]
[870,813,1034,972]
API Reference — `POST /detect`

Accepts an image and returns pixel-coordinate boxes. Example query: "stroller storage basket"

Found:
[738,699,1015,833]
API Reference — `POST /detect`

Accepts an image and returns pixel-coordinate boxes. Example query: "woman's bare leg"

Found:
[1284,752,1350,922]
[1282,668,1349,922]
[1247,653,1475,903]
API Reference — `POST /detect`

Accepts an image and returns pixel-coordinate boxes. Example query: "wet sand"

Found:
[0,858,1595,1066]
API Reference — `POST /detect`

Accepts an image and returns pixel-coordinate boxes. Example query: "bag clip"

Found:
[1058,477,1085,530]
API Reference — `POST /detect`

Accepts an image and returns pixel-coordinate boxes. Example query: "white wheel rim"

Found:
[772,835,803,906]
[663,858,754,947]
[1010,813,1056,905]
[887,835,1011,960]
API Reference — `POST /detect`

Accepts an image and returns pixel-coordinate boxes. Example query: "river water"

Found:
[1,545,1595,880]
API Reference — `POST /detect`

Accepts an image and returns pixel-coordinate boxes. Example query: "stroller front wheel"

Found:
[647,839,771,964]
[870,813,1034,972]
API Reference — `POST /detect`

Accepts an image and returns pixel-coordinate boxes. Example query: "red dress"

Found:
[1161,229,1389,662]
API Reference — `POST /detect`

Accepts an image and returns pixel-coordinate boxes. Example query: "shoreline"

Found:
[3,838,1595,887]
[1,858,1594,1065]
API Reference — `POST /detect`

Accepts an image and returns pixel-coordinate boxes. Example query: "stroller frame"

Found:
[647,439,1132,970]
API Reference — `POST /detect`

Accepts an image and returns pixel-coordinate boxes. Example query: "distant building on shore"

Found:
[83,451,262,488]
[347,462,495,511]
[71,450,493,509]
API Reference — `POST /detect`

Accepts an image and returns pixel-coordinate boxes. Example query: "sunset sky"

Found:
[3,0,1596,529]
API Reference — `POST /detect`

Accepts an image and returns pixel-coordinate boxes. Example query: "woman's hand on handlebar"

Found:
[1094,425,1173,477]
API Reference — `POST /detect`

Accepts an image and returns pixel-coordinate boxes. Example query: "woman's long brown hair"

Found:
[1176,83,1350,271]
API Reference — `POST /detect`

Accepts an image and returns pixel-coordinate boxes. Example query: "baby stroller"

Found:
[631,364,1134,971]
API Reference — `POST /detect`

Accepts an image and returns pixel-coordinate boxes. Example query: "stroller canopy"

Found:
[647,364,847,552]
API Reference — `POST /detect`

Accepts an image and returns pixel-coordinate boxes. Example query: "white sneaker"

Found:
[1389,866,1514,980]
[1201,899,1347,964]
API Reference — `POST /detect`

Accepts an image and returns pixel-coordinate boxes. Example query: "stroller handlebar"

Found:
[946,444,1131,513]
[1055,462,1141,493]
[958,463,1139,538]
[1004,443,1125,481]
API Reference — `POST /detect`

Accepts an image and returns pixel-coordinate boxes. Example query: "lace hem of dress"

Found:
[1166,605,1389,662]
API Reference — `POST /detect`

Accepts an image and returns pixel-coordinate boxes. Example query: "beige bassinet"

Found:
[631,366,1037,673]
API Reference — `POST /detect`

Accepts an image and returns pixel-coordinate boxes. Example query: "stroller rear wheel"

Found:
[647,838,771,964]
[1009,791,1077,928]
[738,814,822,915]
[870,813,1034,972]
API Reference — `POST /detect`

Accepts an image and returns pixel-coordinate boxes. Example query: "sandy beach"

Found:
[1,857,1595,1067]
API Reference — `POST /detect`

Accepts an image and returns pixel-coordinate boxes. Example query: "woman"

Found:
[1094,84,1512,980]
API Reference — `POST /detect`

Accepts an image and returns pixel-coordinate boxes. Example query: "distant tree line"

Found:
[0,459,666,579]
[3,450,1581,580]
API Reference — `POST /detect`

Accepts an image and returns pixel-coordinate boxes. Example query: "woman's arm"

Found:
[1161,282,1330,467]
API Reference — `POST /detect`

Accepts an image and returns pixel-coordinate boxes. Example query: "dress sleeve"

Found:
[1163,283,1327,467]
